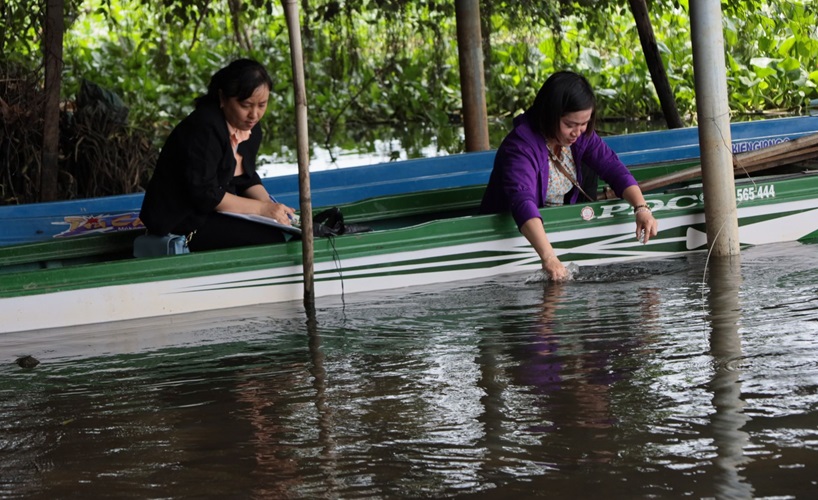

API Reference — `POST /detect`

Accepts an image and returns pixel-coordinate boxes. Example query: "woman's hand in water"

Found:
[543,254,569,281]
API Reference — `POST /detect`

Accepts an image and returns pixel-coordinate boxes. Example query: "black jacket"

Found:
[139,101,263,235]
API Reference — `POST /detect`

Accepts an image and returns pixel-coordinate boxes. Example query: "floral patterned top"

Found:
[545,144,577,206]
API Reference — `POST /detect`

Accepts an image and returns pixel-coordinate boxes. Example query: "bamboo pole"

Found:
[630,132,818,194]
[733,131,818,169]
[282,0,315,314]
[735,147,818,175]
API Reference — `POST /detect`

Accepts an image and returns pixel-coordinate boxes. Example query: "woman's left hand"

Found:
[635,210,658,244]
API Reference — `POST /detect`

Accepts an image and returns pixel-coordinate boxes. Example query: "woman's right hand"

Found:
[521,218,569,281]
[260,202,295,225]
[543,254,569,281]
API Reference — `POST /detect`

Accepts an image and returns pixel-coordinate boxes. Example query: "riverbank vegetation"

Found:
[2,0,817,203]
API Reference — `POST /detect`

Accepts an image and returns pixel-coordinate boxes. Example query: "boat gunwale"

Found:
[2,172,818,299]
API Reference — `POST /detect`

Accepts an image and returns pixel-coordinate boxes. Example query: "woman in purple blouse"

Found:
[480,71,659,280]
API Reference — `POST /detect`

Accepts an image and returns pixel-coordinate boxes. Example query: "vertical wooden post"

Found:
[282,0,315,313]
[690,0,740,256]
[455,0,490,152]
[41,0,64,202]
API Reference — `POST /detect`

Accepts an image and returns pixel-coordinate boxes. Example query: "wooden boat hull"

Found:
[2,172,817,334]
[2,115,817,247]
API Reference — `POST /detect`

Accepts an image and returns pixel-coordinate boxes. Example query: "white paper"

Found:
[219,211,302,235]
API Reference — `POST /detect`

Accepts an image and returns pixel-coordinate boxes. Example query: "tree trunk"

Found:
[301,0,312,65]
[455,0,490,151]
[41,0,63,202]
[228,0,252,51]
[628,0,685,129]
[480,1,493,84]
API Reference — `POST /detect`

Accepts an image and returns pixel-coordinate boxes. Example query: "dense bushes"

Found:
[1,0,816,203]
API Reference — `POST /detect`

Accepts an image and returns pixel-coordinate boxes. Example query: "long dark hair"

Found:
[194,58,273,108]
[529,71,597,140]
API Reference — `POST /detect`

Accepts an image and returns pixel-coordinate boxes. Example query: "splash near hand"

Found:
[526,263,579,284]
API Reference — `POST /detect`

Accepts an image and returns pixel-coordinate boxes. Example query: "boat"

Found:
[2,152,818,334]
[1,115,817,247]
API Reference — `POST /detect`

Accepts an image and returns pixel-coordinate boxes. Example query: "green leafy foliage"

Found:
[2,0,817,200]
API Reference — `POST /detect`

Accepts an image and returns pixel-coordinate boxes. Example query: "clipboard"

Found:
[219,211,302,236]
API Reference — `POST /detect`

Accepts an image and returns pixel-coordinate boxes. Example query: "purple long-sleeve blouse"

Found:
[480,110,638,229]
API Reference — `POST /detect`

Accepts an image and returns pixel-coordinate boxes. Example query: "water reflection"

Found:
[305,314,339,497]
[233,355,306,497]
[705,256,753,499]
[474,277,666,488]
[515,284,621,436]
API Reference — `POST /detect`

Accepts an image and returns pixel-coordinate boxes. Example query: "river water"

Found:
[2,241,818,498]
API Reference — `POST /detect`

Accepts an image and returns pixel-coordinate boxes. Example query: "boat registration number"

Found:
[736,184,775,202]
[595,182,778,220]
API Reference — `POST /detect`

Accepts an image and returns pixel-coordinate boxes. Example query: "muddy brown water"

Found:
[2,241,817,498]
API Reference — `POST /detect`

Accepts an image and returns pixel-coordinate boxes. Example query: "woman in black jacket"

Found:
[139,58,296,251]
